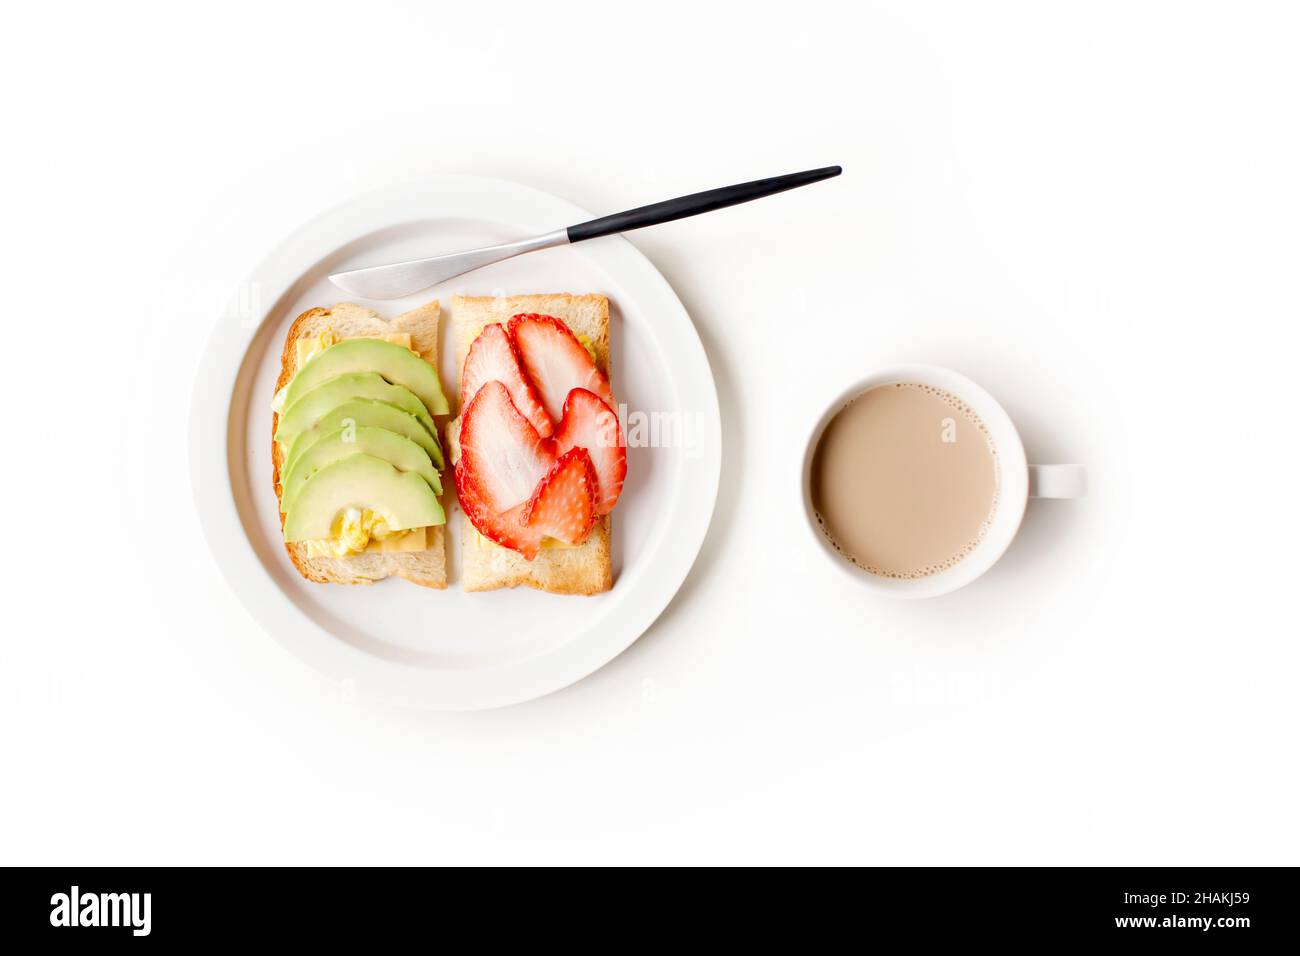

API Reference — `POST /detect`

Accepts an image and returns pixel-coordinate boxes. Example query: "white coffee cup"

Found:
[799,364,1086,598]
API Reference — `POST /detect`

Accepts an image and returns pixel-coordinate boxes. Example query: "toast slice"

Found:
[448,293,613,595]
[272,301,447,588]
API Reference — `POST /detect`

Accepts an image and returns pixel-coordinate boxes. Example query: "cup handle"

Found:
[1029,464,1087,498]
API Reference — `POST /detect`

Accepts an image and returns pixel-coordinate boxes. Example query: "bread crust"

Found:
[272,301,447,588]
[449,293,614,595]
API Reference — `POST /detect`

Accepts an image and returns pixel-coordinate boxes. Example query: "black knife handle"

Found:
[565,165,842,244]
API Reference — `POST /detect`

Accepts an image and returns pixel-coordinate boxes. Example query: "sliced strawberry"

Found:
[455,458,543,557]
[455,448,597,559]
[508,313,615,424]
[460,322,552,438]
[457,380,555,513]
[554,388,626,515]
[523,447,599,548]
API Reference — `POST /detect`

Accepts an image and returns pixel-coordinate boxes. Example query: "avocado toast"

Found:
[272,301,449,587]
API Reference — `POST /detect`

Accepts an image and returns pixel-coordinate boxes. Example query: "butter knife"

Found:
[329,165,842,299]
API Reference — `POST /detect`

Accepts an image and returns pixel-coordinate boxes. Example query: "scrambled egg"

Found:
[309,507,401,557]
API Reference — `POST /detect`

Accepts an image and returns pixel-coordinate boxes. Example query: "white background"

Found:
[3,0,1297,865]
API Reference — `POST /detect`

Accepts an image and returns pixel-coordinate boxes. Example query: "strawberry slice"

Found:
[460,322,552,438]
[523,448,599,548]
[455,458,543,557]
[509,313,615,424]
[455,448,597,559]
[554,388,626,515]
[457,380,555,513]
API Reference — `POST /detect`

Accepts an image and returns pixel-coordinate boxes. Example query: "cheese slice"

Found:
[378,526,427,553]
[474,531,578,550]
[295,331,414,368]
[302,526,428,559]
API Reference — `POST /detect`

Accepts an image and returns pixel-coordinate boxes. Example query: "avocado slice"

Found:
[284,399,443,474]
[283,454,446,542]
[285,338,449,417]
[275,372,436,448]
[280,426,442,514]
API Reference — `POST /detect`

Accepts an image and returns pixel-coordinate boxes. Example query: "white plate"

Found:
[189,176,721,710]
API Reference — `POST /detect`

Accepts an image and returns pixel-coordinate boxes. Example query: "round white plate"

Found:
[189,176,721,710]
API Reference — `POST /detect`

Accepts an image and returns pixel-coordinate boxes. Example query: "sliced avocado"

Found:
[283,454,446,542]
[275,372,436,448]
[284,399,443,474]
[280,426,442,514]
[285,338,449,417]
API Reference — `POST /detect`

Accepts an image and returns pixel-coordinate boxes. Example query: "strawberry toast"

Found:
[447,294,626,594]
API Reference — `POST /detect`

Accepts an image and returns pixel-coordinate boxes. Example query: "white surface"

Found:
[800,364,1033,599]
[3,0,1298,865]
[190,176,720,709]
